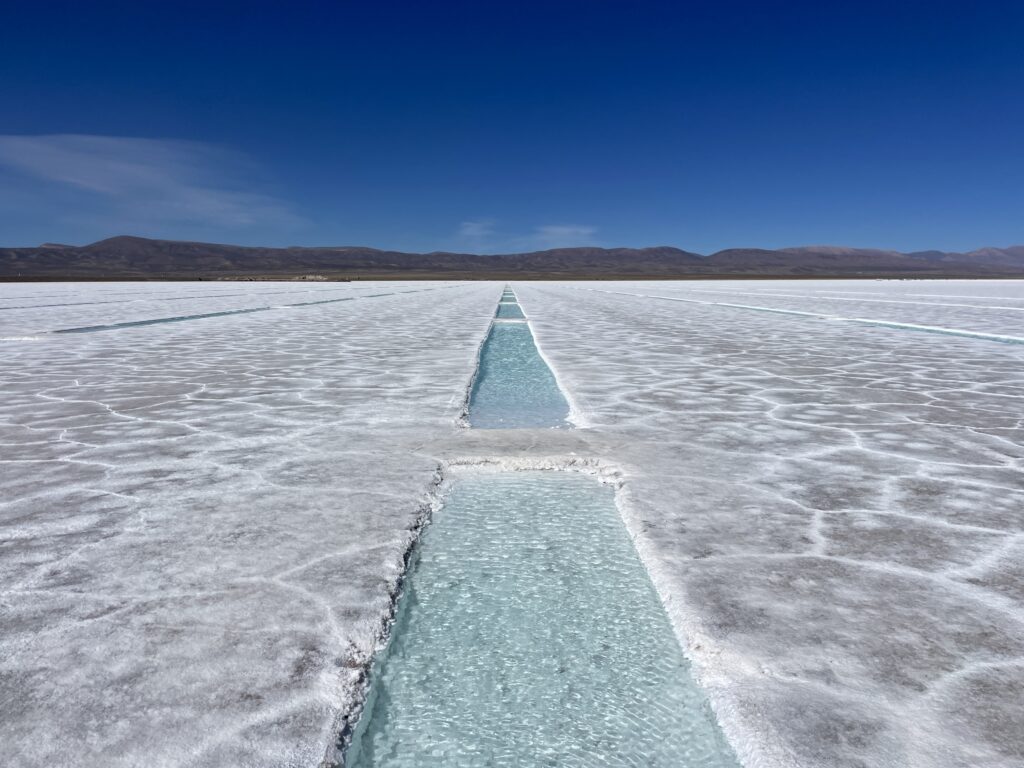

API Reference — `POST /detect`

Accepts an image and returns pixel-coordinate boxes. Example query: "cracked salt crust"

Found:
[0,281,499,767]
[508,280,1024,768]
[2,279,1023,768]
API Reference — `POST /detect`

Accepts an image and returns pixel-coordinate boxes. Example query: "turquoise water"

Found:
[467,322,570,428]
[51,306,272,332]
[49,296,363,333]
[346,472,740,768]
[47,287,458,333]
[495,302,526,319]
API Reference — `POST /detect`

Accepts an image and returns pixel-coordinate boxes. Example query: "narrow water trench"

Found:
[494,302,525,319]
[341,286,740,767]
[467,290,570,428]
[47,286,459,334]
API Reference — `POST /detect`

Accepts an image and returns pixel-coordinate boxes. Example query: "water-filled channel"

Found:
[344,288,739,767]
[467,319,570,428]
[346,472,740,768]
[495,302,526,319]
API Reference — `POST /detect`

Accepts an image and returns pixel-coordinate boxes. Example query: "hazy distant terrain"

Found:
[3,236,1024,280]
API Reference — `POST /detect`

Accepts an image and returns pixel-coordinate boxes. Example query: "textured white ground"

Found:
[0,281,498,767]
[2,279,1023,768]
[508,280,1024,768]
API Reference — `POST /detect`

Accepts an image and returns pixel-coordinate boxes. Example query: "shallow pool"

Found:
[467,322,570,428]
[495,302,526,319]
[346,472,740,767]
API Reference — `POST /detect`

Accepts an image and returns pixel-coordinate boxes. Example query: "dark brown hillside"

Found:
[2,236,1023,280]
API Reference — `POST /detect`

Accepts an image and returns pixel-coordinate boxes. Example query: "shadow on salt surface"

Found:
[345,471,740,768]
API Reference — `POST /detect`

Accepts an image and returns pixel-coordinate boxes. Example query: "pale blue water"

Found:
[495,302,526,319]
[47,287,460,333]
[51,306,273,332]
[49,296,366,332]
[851,318,1024,344]
[346,472,740,768]
[468,323,570,428]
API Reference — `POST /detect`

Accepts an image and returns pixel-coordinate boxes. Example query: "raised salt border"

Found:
[1,279,1022,767]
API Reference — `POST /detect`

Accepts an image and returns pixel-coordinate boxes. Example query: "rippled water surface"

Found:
[347,472,740,767]
[495,302,526,319]
[468,323,570,428]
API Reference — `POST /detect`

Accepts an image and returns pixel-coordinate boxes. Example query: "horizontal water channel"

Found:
[46,287,458,334]
[346,472,740,767]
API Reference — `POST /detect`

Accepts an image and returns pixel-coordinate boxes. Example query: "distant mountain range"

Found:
[3,236,1024,280]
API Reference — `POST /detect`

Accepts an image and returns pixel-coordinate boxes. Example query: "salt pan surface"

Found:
[503,281,1024,768]
[2,279,1022,767]
[0,282,496,767]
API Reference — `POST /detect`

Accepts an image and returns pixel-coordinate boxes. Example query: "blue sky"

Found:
[1,1,1022,253]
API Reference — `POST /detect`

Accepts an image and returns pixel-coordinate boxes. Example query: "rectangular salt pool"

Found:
[495,303,526,319]
[345,471,740,767]
[467,322,570,428]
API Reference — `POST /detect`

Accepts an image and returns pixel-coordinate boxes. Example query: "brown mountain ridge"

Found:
[2,236,1023,280]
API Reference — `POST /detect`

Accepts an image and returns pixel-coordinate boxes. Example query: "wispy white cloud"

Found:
[453,219,598,252]
[526,224,599,250]
[0,134,302,238]
[455,219,497,250]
